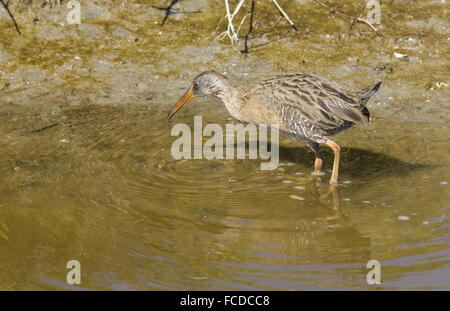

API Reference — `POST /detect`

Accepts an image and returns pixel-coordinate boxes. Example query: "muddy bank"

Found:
[0,0,448,122]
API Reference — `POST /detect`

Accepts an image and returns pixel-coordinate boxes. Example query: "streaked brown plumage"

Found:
[168,70,381,186]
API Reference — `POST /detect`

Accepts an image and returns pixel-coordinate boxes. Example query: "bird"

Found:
[167,70,381,186]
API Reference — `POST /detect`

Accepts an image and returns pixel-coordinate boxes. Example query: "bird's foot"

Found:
[311,170,325,176]
[329,181,340,191]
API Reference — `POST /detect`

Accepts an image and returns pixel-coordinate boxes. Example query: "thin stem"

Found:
[271,0,297,31]
[312,0,379,34]
[0,0,21,35]
[242,0,255,53]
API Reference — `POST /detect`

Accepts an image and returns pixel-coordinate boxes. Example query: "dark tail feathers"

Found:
[358,82,382,103]
[358,82,381,122]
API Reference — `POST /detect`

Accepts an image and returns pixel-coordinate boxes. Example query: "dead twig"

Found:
[0,0,21,35]
[242,0,255,53]
[29,123,59,133]
[221,0,246,50]
[218,0,297,52]
[151,0,201,26]
[312,0,379,34]
[271,0,297,31]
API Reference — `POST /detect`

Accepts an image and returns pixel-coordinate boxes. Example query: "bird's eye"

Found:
[193,82,199,91]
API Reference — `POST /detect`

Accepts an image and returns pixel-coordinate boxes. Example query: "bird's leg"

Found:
[327,185,341,220]
[307,141,324,176]
[314,157,323,174]
[325,139,341,186]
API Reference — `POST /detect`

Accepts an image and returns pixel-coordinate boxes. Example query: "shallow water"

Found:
[0,0,449,290]
[0,103,448,290]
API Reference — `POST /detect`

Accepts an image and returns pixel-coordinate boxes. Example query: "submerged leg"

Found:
[314,157,323,173]
[325,139,341,186]
[307,141,324,176]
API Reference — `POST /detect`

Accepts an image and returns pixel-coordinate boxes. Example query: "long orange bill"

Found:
[167,90,195,120]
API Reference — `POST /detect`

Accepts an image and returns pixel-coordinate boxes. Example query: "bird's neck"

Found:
[215,82,243,120]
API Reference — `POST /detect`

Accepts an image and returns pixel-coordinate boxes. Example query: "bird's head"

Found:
[167,70,228,120]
